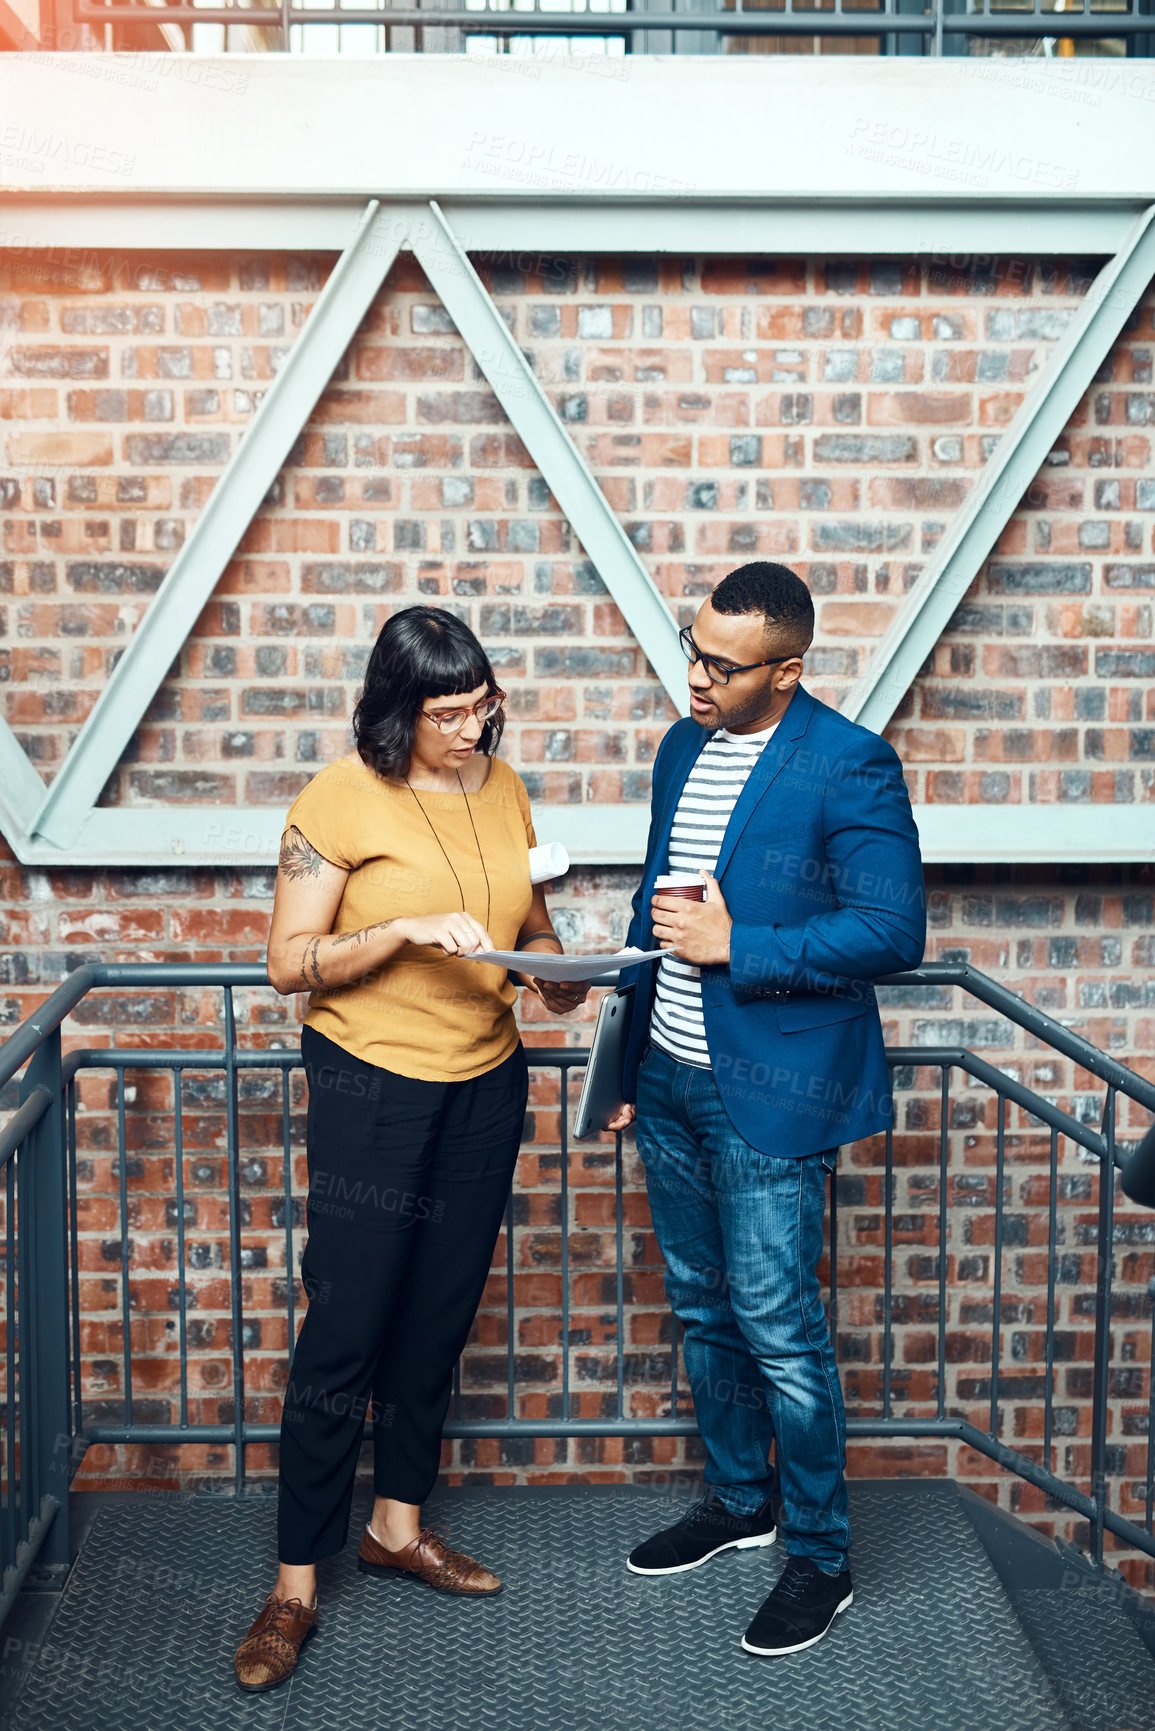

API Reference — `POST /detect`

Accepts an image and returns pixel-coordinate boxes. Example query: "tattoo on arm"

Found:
[515,928,564,985]
[301,937,323,990]
[280,827,326,881]
[297,922,395,991]
[516,928,563,952]
[331,921,392,951]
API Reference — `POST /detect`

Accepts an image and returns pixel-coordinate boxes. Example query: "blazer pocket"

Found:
[776,995,872,1034]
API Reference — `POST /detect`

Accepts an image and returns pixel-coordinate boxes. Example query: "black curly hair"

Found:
[352,605,505,780]
[711,561,814,657]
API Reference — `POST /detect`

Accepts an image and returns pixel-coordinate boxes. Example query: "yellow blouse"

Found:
[284,752,536,1082]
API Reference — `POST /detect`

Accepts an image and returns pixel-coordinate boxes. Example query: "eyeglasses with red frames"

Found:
[420,690,507,734]
[678,625,794,687]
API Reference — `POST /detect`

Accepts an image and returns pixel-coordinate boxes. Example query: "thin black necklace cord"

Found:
[404,770,492,937]
[456,771,492,935]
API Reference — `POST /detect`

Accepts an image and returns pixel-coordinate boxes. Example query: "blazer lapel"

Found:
[637,723,711,946]
[713,685,815,883]
[652,722,711,878]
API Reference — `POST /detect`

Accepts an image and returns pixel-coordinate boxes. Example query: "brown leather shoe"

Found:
[357,1523,502,1596]
[233,1592,318,1693]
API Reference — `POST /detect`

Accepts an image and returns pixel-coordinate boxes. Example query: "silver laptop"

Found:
[573,987,635,1140]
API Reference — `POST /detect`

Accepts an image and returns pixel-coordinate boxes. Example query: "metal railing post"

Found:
[18,1027,71,1571]
[3,959,1152,1597]
[1088,1088,1116,1568]
[223,988,247,1497]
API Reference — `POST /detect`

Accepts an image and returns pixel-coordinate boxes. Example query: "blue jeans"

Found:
[636,1043,851,1571]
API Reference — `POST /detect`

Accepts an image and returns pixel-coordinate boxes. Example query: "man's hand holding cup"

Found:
[650,869,733,967]
[606,870,731,1135]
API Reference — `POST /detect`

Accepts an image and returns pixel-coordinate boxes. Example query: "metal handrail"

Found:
[0,963,266,1091]
[1,957,1153,1633]
[49,1038,1115,1160]
[0,1088,51,1175]
[879,962,1155,1114]
[51,1027,1155,1564]
[886,1046,1109,1159]
[6,957,1153,1166]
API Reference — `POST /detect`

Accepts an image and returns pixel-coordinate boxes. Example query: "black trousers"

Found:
[277,1024,529,1564]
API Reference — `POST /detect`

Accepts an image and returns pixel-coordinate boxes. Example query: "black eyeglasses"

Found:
[678,625,793,687]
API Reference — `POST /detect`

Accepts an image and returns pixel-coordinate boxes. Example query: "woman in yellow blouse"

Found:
[234,605,588,1693]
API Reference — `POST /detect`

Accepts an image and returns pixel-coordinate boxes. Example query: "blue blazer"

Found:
[620,683,926,1157]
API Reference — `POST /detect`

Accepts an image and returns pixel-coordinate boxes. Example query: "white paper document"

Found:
[527,841,570,885]
[471,946,665,982]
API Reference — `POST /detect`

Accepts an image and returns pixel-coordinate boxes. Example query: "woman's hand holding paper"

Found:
[530,976,592,1014]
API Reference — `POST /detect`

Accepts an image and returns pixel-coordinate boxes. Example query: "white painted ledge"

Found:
[1,55,1154,200]
[2,803,1151,869]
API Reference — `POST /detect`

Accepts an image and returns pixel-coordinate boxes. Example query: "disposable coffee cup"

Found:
[654,873,705,903]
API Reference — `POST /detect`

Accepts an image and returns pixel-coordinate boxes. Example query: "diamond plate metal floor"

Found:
[1012,1587,1155,1731]
[4,1482,1099,1731]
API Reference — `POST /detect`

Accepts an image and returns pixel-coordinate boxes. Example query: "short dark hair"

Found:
[353,605,504,780]
[710,562,814,656]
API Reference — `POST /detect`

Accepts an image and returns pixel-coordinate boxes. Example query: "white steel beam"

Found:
[0,199,369,253]
[0,776,36,863]
[0,56,1149,870]
[3,57,1152,202]
[27,199,408,849]
[848,202,1155,734]
[14,803,651,869]
[0,721,45,817]
[913,806,1155,867]
[4,803,1152,870]
[436,201,1139,260]
[413,201,687,712]
[0,199,1140,258]
[0,674,46,855]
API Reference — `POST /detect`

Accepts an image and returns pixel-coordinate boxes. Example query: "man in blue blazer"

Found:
[608,561,925,1657]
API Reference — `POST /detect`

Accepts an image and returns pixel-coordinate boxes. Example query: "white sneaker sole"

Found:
[626,1528,777,1577]
[741,1590,854,1655]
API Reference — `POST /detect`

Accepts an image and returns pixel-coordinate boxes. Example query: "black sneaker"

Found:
[626,1491,776,1576]
[741,1556,853,1655]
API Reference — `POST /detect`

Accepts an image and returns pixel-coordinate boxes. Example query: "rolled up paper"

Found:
[528,841,570,885]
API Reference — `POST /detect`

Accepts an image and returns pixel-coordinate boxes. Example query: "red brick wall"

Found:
[1,245,1153,1585]
[6,245,1152,802]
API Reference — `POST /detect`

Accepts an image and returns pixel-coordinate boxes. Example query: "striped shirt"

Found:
[650,720,779,1069]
